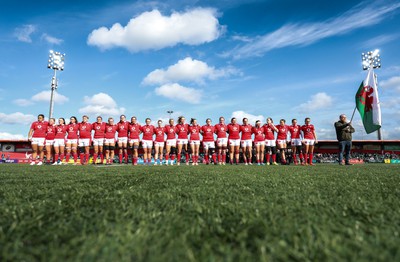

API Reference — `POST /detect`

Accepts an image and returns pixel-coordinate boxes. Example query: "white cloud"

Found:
[227,2,400,59]
[298,92,333,113]
[380,76,400,92]
[154,83,202,104]
[0,132,26,140]
[362,34,399,49]
[31,91,69,104]
[143,57,239,85]
[13,99,34,107]
[0,112,36,124]
[231,111,265,125]
[14,24,36,43]
[79,93,126,116]
[41,33,63,45]
[87,8,223,52]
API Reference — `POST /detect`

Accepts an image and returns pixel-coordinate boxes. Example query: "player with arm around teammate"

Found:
[189,118,201,165]
[65,116,79,165]
[92,116,106,164]
[240,118,253,165]
[276,119,289,165]
[215,116,228,165]
[227,117,241,165]
[288,119,304,165]
[53,118,68,165]
[78,115,93,165]
[28,114,48,165]
[201,118,216,165]
[128,116,141,166]
[104,117,117,165]
[117,115,129,164]
[154,120,165,165]
[164,119,177,165]
[141,118,155,166]
[253,120,265,165]
[176,116,190,165]
[264,117,279,165]
[44,118,56,164]
[301,117,318,166]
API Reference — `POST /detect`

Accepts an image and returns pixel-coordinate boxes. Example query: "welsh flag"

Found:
[355,69,381,134]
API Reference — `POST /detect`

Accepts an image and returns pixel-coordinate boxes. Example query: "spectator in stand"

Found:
[334,114,355,165]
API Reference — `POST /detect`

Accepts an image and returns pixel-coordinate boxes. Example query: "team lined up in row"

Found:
[28,114,318,166]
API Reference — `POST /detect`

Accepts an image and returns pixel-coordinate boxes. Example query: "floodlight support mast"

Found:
[49,69,57,119]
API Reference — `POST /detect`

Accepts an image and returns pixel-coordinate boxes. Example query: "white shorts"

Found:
[93,138,104,146]
[291,138,302,146]
[45,140,55,146]
[265,139,276,147]
[104,138,115,144]
[229,139,240,146]
[31,137,45,146]
[303,139,315,146]
[177,139,188,145]
[190,140,201,145]
[142,140,153,148]
[78,138,91,147]
[166,139,176,147]
[217,138,228,146]
[54,139,65,147]
[118,137,128,144]
[203,141,215,149]
[66,139,78,145]
[154,141,164,147]
[129,139,140,144]
[277,139,287,145]
[254,141,265,146]
[241,140,252,147]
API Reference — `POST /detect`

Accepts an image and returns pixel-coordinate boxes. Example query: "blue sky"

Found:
[1,0,400,140]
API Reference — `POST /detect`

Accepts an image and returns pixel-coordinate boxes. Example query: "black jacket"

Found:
[334,121,355,141]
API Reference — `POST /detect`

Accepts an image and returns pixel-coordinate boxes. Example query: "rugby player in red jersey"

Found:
[128,116,141,165]
[44,118,56,164]
[53,118,67,165]
[264,117,279,165]
[28,114,48,165]
[164,119,177,165]
[176,116,189,165]
[117,115,129,164]
[154,120,165,165]
[189,118,201,165]
[104,117,117,165]
[92,116,106,164]
[240,118,253,165]
[227,117,240,164]
[253,120,265,165]
[288,119,304,165]
[276,119,289,164]
[141,118,155,165]
[301,117,318,165]
[78,115,92,165]
[201,118,216,165]
[65,116,79,165]
[214,116,227,165]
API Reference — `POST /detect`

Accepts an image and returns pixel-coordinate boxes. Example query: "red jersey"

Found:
[240,124,253,140]
[189,125,201,141]
[30,121,48,138]
[252,126,265,142]
[288,125,301,139]
[176,123,189,139]
[264,124,275,140]
[78,122,92,139]
[105,124,117,139]
[276,125,288,140]
[117,121,129,138]
[214,123,227,138]
[301,124,316,139]
[201,125,215,142]
[154,127,165,142]
[128,123,141,139]
[45,125,56,140]
[92,122,106,139]
[66,123,79,139]
[227,123,240,140]
[141,125,155,140]
[164,125,177,140]
[55,125,68,139]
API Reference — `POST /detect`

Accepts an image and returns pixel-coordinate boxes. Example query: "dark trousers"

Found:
[339,140,352,164]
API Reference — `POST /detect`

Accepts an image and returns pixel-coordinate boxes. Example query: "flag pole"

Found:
[350,106,357,122]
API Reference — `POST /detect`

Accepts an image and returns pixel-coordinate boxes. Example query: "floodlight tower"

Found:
[47,50,65,119]
[167,110,174,119]
[361,49,382,140]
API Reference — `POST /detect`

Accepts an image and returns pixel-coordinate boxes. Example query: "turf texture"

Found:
[0,164,399,261]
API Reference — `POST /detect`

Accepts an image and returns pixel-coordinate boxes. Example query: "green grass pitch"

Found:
[1,164,399,261]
